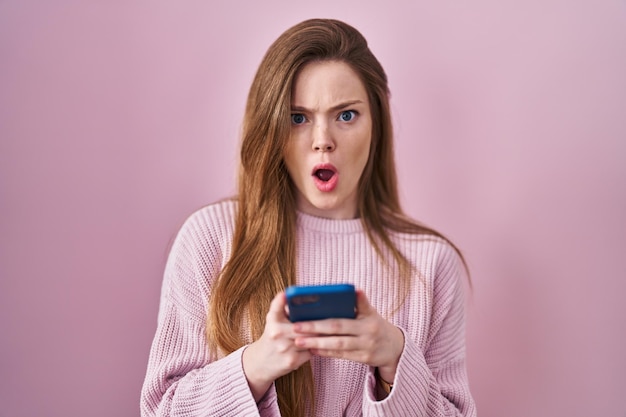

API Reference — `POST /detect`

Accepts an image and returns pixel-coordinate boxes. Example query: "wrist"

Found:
[242,344,273,401]
[375,365,395,388]
[377,325,404,382]
[377,370,393,387]
[375,367,393,399]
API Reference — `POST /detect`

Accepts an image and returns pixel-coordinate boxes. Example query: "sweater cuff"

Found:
[363,327,430,414]
[210,346,262,412]
[239,345,280,416]
[257,382,279,413]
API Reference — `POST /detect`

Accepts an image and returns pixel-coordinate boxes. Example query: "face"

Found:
[283,60,372,219]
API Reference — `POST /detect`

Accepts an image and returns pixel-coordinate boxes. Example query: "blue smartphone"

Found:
[286,284,356,322]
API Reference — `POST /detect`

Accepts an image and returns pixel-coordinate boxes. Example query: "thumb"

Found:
[355,289,374,317]
[267,291,289,322]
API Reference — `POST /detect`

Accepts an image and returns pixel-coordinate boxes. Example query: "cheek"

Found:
[355,133,372,167]
[352,137,372,180]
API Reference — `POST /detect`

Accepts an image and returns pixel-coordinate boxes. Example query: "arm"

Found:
[362,243,476,416]
[140,305,277,417]
[242,292,313,402]
[140,212,282,417]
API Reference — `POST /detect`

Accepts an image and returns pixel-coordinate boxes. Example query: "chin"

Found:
[310,198,340,212]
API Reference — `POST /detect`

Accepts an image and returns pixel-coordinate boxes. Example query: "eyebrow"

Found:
[291,100,365,113]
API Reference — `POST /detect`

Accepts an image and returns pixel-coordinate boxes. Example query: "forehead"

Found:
[291,60,369,106]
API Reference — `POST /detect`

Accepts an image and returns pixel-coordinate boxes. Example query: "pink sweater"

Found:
[141,200,476,416]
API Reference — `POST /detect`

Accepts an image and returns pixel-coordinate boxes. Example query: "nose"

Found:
[311,122,335,152]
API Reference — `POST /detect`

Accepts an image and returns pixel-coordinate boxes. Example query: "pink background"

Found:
[1,1,625,416]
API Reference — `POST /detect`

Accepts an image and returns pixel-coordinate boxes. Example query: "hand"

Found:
[242,291,313,401]
[292,289,404,383]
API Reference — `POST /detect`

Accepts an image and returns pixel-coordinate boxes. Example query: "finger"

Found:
[355,289,374,317]
[266,291,289,322]
[295,335,358,351]
[294,318,354,336]
[309,348,352,360]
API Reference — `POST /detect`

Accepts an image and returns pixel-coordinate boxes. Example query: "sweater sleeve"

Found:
[140,209,282,417]
[361,242,477,417]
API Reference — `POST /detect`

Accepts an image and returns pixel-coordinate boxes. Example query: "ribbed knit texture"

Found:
[140,200,476,416]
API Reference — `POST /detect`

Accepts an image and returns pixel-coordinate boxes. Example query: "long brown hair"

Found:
[208,18,466,416]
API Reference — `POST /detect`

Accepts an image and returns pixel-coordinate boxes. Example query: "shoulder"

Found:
[381,213,461,265]
[160,199,238,320]
[391,229,458,261]
[176,199,238,246]
[391,230,466,284]
[181,198,238,233]
[167,199,238,276]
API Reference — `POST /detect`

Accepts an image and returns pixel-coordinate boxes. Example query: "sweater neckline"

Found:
[296,211,364,234]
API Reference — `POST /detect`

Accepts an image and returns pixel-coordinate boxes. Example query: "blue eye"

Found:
[339,110,356,122]
[291,114,306,125]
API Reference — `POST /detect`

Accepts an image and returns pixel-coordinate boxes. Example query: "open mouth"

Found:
[311,164,338,192]
[315,169,335,182]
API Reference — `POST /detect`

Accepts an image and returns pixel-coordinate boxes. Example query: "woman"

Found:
[141,18,476,417]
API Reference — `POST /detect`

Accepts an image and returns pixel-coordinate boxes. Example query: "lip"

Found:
[311,163,338,192]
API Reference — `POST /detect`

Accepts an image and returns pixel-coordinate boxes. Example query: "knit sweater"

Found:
[140,200,476,416]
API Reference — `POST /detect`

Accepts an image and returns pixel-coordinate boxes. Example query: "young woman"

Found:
[141,18,476,417]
